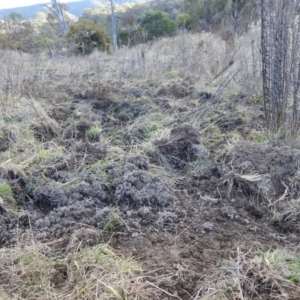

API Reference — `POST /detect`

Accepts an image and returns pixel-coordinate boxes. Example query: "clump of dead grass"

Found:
[0,240,153,300]
[196,248,300,300]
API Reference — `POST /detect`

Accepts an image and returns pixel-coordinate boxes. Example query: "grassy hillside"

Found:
[1,26,300,299]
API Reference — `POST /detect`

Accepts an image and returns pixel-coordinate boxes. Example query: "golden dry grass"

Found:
[0,240,154,300]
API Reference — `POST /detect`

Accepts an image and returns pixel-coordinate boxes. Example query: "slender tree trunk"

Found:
[110,0,118,51]
[260,0,271,126]
[51,0,68,35]
[291,4,300,134]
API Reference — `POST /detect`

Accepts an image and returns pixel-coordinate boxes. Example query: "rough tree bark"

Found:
[260,0,300,134]
[260,0,271,124]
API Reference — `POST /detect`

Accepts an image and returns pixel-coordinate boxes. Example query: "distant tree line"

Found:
[0,0,259,54]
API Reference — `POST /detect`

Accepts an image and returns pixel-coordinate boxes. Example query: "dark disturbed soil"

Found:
[1,78,300,299]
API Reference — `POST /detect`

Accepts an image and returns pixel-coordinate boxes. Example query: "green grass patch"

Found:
[250,95,263,105]
[104,211,120,232]
[248,130,270,144]
[203,124,223,150]
[87,124,102,141]
[0,183,16,210]
[0,183,14,201]
[38,147,60,160]
[266,250,300,284]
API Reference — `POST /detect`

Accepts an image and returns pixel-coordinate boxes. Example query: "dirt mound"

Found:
[31,124,57,142]
[114,168,172,208]
[0,154,173,245]
[155,124,208,169]
[113,101,146,122]
[156,83,196,99]
[105,156,173,207]
[228,142,300,199]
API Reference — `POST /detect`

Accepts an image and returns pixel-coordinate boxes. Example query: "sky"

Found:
[0,0,81,10]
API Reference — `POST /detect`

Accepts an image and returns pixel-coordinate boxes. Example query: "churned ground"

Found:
[1,29,300,299]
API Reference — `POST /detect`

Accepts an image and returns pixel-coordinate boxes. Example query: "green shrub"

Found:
[0,13,36,52]
[139,10,176,41]
[87,124,102,141]
[118,30,131,46]
[177,13,193,29]
[117,29,146,47]
[66,20,111,54]
[34,24,56,50]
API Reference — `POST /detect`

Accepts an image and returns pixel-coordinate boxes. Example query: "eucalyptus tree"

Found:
[44,0,68,35]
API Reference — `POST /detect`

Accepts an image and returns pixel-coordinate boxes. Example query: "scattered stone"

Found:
[156,211,177,226]
[138,206,151,217]
[202,222,214,232]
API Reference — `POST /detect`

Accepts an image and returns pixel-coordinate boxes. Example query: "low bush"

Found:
[66,20,111,54]
[139,10,176,41]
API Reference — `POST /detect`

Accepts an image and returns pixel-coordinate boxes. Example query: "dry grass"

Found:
[196,248,300,300]
[0,26,261,104]
[0,240,154,300]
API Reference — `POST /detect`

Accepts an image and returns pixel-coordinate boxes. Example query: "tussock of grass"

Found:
[103,210,121,232]
[197,248,300,300]
[0,241,151,300]
[0,182,16,210]
[87,124,102,141]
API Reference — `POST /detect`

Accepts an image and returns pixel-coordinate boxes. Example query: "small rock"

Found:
[126,210,135,218]
[156,212,177,226]
[138,206,150,217]
[202,222,214,232]
[35,219,44,227]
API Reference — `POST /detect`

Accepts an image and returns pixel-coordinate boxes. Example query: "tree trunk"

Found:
[260,0,271,126]
[110,0,118,51]
[49,0,68,35]
[260,0,300,134]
